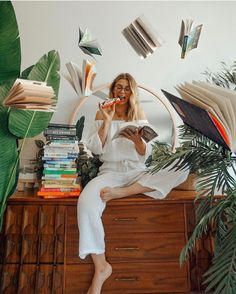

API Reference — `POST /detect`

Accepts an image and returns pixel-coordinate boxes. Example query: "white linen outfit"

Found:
[77,120,189,259]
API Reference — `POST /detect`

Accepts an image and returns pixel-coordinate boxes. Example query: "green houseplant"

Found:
[0,2,60,229]
[149,62,236,294]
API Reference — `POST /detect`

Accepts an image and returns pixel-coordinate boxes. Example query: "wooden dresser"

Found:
[0,190,212,293]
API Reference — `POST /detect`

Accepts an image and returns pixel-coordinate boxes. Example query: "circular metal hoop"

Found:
[69,84,177,151]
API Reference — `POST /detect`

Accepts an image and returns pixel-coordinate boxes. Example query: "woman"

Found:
[77,73,188,294]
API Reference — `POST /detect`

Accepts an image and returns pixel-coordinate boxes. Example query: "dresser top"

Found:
[7,188,199,206]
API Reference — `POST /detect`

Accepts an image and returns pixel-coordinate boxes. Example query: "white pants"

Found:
[77,166,189,259]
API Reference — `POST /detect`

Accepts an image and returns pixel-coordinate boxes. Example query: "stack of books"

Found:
[37,123,81,199]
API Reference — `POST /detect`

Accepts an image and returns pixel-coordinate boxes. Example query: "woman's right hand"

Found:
[99,102,116,122]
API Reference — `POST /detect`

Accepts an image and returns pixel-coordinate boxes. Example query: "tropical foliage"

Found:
[149,61,236,293]
[0,2,60,229]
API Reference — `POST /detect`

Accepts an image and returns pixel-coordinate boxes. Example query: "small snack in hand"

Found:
[100,97,121,109]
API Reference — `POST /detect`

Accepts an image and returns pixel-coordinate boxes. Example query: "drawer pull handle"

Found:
[113,217,137,222]
[115,277,139,282]
[115,247,139,251]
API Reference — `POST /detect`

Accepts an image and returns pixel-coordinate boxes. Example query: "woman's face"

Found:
[112,79,132,105]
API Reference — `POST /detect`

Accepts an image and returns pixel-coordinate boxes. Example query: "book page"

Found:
[176,85,231,144]
[127,25,150,57]
[66,62,82,96]
[136,15,164,47]
[186,24,203,51]
[112,122,158,143]
[186,82,234,134]
[194,81,236,149]
[132,21,156,49]
[184,19,194,35]
[82,60,96,96]
[195,80,236,123]
[178,20,185,46]
[130,23,155,53]
[122,27,147,58]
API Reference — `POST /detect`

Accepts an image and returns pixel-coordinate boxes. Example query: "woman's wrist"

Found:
[135,139,146,155]
[103,118,112,124]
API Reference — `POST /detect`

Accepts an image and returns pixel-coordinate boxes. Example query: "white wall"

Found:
[13,1,236,159]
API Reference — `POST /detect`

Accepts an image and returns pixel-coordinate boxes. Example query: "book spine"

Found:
[181,35,188,59]
[38,191,80,196]
[40,187,80,192]
[48,123,76,129]
[45,135,77,141]
[44,170,77,175]
[44,129,76,136]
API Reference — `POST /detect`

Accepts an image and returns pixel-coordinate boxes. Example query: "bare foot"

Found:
[88,262,112,294]
[100,186,126,202]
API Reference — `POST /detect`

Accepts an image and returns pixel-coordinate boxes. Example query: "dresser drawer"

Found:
[106,232,185,262]
[66,232,186,264]
[65,262,189,293]
[103,204,185,233]
[69,204,185,235]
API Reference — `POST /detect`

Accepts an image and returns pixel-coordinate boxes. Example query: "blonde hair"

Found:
[109,73,141,121]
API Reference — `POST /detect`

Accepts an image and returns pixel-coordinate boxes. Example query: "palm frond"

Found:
[203,222,236,294]
[180,198,232,266]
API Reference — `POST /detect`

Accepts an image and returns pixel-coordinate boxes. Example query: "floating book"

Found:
[178,19,203,59]
[78,27,102,58]
[162,81,236,152]
[122,14,164,59]
[64,59,97,97]
[3,79,56,111]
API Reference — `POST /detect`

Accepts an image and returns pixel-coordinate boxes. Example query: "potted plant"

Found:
[149,62,236,294]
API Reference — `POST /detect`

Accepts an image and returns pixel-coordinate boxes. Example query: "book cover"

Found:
[78,27,102,58]
[178,19,203,59]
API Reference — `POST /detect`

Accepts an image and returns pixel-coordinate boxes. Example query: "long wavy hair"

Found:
[109,73,141,121]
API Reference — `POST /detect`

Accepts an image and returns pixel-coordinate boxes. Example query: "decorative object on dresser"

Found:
[0,189,212,293]
[0,1,60,230]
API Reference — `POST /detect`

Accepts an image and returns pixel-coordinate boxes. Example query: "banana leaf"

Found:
[0,2,21,83]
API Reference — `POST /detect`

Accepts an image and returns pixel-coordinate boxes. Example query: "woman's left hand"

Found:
[120,128,143,145]
[120,128,146,156]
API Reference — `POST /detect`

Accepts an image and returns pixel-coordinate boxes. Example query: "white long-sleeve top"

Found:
[86,120,152,174]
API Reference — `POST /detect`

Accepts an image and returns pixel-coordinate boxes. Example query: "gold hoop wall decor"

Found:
[69,84,178,151]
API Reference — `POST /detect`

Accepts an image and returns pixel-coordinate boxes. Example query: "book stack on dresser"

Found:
[37,123,81,199]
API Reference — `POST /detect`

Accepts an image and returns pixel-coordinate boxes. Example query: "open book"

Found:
[65,59,97,97]
[122,14,164,59]
[162,81,236,152]
[78,27,102,58]
[112,122,158,143]
[178,19,203,59]
[3,78,56,111]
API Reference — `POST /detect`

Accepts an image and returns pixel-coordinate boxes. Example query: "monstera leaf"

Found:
[0,2,21,82]
[0,2,61,229]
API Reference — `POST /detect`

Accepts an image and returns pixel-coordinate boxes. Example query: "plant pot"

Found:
[175,173,196,191]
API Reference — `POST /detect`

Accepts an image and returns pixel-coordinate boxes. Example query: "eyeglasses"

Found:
[114,85,131,93]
